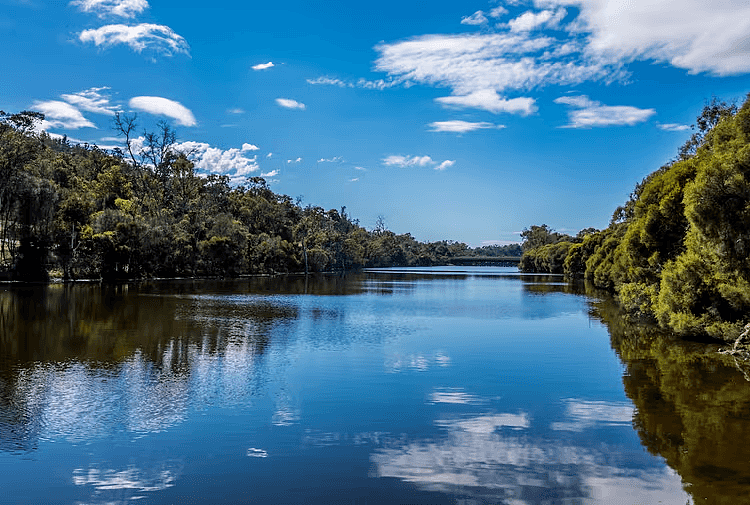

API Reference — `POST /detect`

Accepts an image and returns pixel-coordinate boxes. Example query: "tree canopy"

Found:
[0,112,519,282]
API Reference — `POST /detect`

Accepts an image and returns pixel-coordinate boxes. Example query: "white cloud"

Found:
[435,160,455,171]
[78,23,190,57]
[436,90,537,115]
[261,170,279,177]
[374,33,616,100]
[129,96,196,126]
[657,122,690,131]
[287,157,302,163]
[318,156,344,163]
[383,155,454,171]
[461,11,488,25]
[507,8,567,32]
[540,0,750,75]
[306,76,399,90]
[354,166,366,171]
[554,95,656,128]
[241,143,259,151]
[383,155,434,168]
[489,6,509,18]
[371,0,750,113]
[227,108,244,114]
[307,76,349,87]
[349,178,359,182]
[70,0,148,18]
[252,61,274,70]
[266,152,273,158]
[428,120,502,133]
[174,140,260,177]
[61,87,119,115]
[32,100,96,130]
[275,98,306,110]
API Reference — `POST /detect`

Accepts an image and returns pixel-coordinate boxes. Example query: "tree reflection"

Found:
[592,295,750,504]
[0,281,301,453]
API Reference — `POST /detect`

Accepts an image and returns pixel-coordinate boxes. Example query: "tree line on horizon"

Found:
[0,111,521,282]
[519,94,750,342]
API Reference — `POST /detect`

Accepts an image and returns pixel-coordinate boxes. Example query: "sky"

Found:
[2,0,749,246]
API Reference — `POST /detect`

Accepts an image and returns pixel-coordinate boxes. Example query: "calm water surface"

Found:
[1,267,748,504]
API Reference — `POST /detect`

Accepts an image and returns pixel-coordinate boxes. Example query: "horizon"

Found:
[2,0,749,246]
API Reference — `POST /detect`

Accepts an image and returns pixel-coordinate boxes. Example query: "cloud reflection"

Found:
[385,352,452,373]
[72,461,181,504]
[428,388,484,405]
[550,399,634,432]
[371,407,687,504]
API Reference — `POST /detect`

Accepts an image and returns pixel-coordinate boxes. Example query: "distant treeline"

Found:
[0,111,521,282]
[519,94,750,342]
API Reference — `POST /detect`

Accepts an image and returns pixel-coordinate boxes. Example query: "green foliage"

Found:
[0,112,507,281]
[521,94,750,341]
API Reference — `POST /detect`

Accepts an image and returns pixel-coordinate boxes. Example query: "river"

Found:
[0,266,748,504]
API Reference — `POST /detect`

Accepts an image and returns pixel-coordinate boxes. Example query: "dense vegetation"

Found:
[520,95,750,341]
[0,111,521,282]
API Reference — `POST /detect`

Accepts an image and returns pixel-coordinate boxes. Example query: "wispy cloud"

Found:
[227,108,244,114]
[32,100,96,130]
[435,160,455,171]
[252,61,274,70]
[488,6,508,18]
[371,0,750,117]
[275,98,305,110]
[318,156,344,163]
[78,23,190,57]
[287,157,302,163]
[383,155,434,168]
[261,169,279,177]
[383,155,454,171]
[374,32,615,110]
[306,76,399,90]
[61,87,120,115]
[506,8,567,32]
[657,122,690,131]
[428,120,503,133]
[70,0,148,18]
[436,90,537,115]
[554,95,655,128]
[129,96,196,126]
[461,11,488,26]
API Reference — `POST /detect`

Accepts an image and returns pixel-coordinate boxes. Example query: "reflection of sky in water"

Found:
[0,270,693,504]
[372,402,686,505]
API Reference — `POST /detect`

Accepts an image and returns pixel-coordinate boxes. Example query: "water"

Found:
[0,267,747,504]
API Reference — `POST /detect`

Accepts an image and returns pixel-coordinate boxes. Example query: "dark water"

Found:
[0,267,748,504]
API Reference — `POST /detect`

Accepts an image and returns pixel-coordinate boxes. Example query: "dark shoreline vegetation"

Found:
[520,94,750,343]
[0,109,521,285]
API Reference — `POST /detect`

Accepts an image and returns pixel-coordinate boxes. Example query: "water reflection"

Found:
[372,408,685,504]
[550,399,634,432]
[591,295,750,504]
[1,270,746,503]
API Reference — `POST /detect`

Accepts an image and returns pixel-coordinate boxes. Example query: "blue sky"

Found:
[2,0,749,246]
